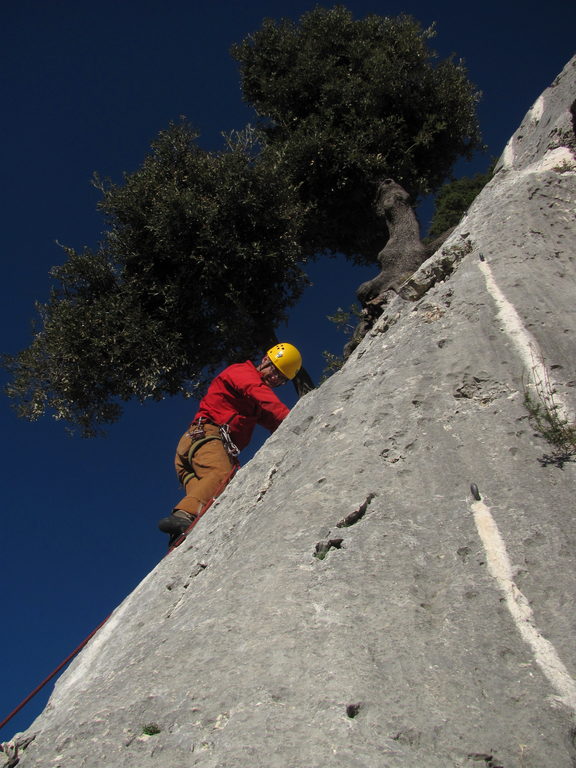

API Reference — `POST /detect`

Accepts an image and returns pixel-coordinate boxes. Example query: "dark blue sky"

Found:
[1,0,575,737]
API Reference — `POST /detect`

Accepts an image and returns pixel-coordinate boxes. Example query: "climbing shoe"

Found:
[158,510,197,536]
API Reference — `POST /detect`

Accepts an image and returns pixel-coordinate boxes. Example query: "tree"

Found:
[3,124,307,435]
[232,6,483,261]
[426,165,494,239]
[5,7,483,434]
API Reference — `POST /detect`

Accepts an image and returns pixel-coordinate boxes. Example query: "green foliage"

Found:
[3,123,306,435]
[524,384,576,456]
[321,303,361,378]
[5,7,484,434]
[427,165,494,238]
[142,723,161,736]
[326,304,362,336]
[321,350,345,378]
[232,6,483,261]
[97,122,305,351]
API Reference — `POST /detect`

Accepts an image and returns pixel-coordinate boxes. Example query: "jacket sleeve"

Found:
[245,379,290,432]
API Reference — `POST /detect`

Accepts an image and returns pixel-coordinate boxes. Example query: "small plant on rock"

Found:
[524,390,576,453]
[142,723,161,736]
[523,363,576,456]
[552,159,574,173]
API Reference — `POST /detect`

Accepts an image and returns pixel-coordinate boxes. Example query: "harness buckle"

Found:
[187,417,206,442]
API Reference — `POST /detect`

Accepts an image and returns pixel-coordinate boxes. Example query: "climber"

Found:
[157,343,302,541]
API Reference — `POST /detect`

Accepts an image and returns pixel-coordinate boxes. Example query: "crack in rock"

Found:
[164,564,208,618]
[314,495,376,558]
[337,493,376,528]
[256,464,278,502]
[1,736,36,768]
[346,702,362,718]
[398,237,474,302]
[314,538,344,560]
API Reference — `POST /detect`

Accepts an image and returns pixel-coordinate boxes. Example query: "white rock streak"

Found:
[471,251,576,715]
[478,258,571,421]
[528,94,545,122]
[471,497,576,715]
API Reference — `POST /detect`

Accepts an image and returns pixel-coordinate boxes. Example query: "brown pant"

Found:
[174,424,234,516]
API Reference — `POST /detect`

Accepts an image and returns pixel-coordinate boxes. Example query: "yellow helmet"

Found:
[266,343,302,380]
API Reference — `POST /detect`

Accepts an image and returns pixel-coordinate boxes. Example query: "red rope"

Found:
[0,463,239,734]
[0,615,109,732]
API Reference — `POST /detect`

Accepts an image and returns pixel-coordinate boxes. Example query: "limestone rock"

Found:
[11,56,576,767]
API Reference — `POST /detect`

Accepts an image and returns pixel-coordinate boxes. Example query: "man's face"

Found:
[260,357,288,388]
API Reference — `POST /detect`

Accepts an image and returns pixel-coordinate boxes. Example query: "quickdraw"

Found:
[219,423,240,459]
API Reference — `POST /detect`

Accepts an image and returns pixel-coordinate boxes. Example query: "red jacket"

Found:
[194,361,290,451]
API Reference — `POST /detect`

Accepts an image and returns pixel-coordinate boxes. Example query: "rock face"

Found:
[12,58,576,767]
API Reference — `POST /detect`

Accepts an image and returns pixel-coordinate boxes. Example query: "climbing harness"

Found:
[180,419,240,486]
[181,419,224,485]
